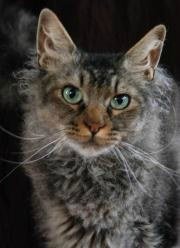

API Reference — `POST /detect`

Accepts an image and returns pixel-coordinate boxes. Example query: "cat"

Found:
[19,8,180,248]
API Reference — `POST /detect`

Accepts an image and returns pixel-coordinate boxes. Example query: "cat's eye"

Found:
[110,94,131,110]
[62,86,83,104]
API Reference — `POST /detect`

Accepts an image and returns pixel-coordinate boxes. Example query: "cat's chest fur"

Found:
[44,155,144,227]
[39,198,123,248]
[29,156,160,248]
[35,185,158,248]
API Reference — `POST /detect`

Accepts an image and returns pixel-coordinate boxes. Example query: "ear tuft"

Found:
[124,25,166,80]
[37,8,76,69]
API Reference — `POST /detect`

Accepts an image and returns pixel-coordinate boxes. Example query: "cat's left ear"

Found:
[123,25,166,80]
[37,8,76,70]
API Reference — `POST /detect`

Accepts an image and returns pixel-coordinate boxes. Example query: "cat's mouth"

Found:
[67,134,114,157]
[71,133,110,146]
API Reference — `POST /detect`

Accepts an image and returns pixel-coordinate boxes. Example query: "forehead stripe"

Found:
[79,72,84,87]
[110,75,119,94]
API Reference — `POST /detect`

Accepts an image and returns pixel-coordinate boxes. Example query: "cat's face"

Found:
[29,9,166,157]
[37,53,143,157]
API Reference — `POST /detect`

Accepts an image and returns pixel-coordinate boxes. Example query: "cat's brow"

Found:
[110,75,119,94]
[79,72,84,87]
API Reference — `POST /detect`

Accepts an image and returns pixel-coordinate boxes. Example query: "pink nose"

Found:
[84,120,105,134]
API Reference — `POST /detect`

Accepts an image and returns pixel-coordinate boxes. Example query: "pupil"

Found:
[69,89,76,98]
[116,96,124,104]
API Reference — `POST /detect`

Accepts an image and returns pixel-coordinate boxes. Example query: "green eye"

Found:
[62,86,83,104]
[110,94,131,110]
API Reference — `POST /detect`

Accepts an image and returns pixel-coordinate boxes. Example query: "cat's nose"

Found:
[84,120,105,135]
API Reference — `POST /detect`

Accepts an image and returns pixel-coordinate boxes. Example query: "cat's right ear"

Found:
[37,9,76,70]
[123,25,166,80]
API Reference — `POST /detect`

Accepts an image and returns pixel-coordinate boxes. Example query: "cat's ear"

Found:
[37,8,76,69]
[123,25,166,80]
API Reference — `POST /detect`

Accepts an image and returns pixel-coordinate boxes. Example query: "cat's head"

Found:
[26,9,167,157]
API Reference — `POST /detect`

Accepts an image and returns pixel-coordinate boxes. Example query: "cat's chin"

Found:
[67,140,113,158]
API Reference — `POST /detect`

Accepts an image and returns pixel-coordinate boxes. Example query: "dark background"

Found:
[0,1,180,247]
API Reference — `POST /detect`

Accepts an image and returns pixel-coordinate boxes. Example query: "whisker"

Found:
[112,148,134,193]
[0,136,66,184]
[0,165,23,184]
[148,105,177,154]
[0,158,21,165]
[21,139,66,165]
[0,125,45,140]
[0,125,68,141]
[1,128,68,156]
[114,147,150,196]
[20,136,66,165]
[0,143,63,184]
[121,142,179,186]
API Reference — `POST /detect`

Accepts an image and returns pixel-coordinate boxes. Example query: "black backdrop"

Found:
[0,1,180,248]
